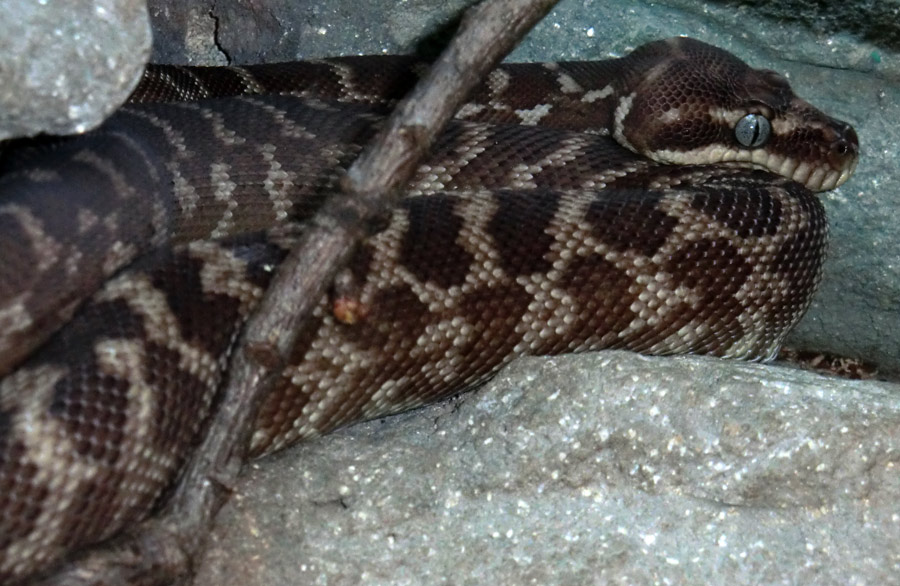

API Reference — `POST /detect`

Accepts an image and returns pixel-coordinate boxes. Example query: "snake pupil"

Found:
[735,113,771,148]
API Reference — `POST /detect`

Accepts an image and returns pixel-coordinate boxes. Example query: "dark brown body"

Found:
[0,38,856,582]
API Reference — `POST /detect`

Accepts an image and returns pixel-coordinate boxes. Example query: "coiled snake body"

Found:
[0,38,858,582]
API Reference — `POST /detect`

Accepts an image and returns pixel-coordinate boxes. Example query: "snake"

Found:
[0,37,858,583]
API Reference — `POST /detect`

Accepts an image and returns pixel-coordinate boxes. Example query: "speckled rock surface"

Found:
[0,0,151,140]
[193,352,900,585]
[711,0,900,51]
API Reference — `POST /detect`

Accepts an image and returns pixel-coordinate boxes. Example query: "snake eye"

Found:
[734,113,771,148]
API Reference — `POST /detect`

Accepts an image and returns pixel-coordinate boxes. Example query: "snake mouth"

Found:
[753,151,859,192]
[794,159,858,192]
[757,120,859,192]
[651,145,859,192]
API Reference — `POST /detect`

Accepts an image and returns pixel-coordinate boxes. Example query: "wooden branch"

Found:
[37,0,559,584]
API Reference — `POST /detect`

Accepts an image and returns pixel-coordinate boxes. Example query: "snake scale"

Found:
[0,37,858,583]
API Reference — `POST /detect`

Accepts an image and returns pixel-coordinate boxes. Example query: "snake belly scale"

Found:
[0,37,858,582]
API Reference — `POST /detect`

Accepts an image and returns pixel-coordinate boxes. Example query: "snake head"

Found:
[611,37,858,192]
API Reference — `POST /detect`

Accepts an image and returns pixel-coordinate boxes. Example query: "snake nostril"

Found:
[830,124,859,160]
[842,124,859,150]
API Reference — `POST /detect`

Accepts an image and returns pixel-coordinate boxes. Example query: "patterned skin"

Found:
[0,38,857,582]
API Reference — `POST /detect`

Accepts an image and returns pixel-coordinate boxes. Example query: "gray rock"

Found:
[706,0,900,51]
[193,351,900,585]
[148,0,226,65]
[0,0,151,140]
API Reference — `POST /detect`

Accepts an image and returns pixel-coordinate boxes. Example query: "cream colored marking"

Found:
[652,144,832,192]
[126,106,191,155]
[659,107,683,124]
[612,93,637,153]
[0,298,32,338]
[455,191,506,289]
[704,105,852,190]
[297,97,348,114]
[94,338,158,437]
[581,161,641,191]
[102,210,121,240]
[125,107,200,219]
[72,150,142,203]
[190,241,267,307]
[487,68,511,96]
[519,276,584,344]
[209,162,238,238]
[328,60,380,103]
[409,123,492,194]
[408,163,444,194]
[831,167,851,190]
[647,319,712,355]
[230,65,267,94]
[240,97,318,140]
[149,196,170,248]
[556,72,583,94]
[707,106,745,127]
[808,167,828,191]
[456,102,488,119]
[448,124,492,173]
[198,104,246,146]
[367,220,464,313]
[363,376,415,419]
[65,248,86,278]
[610,185,793,340]
[505,135,589,189]
[348,206,409,304]
[76,208,100,234]
[164,66,211,99]
[94,273,221,384]
[511,191,609,352]
[20,167,61,182]
[101,241,139,276]
[107,128,164,184]
[93,336,193,549]
[770,115,809,136]
[617,264,697,339]
[728,330,776,360]
[792,161,812,185]
[1,365,103,575]
[259,143,296,221]
[411,318,475,367]
[582,85,613,103]
[172,171,200,219]
[515,103,552,125]
[1,204,62,272]
[732,261,800,359]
